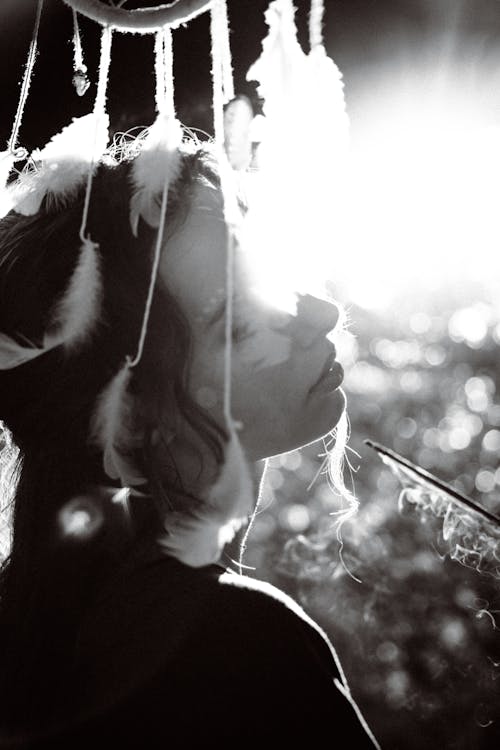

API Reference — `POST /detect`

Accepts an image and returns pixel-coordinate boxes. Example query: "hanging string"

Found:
[154,27,174,115]
[72,9,90,96]
[215,0,234,103]
[93,26,112,118]
[126,174,170,369]
[163,28,175,116]
[309,0,325,49]
[154,29,166,112]
[210,0,234,143]
[222,229,235,423]
[210,7,224,143]
[209,0,237,421]
[128,29,177,370]
[7,0,44,158]
[79,26,113,243]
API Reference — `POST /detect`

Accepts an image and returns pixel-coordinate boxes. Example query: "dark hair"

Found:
[0,141,226,734]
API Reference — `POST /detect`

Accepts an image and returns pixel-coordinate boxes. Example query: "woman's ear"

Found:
[150,426,176,447]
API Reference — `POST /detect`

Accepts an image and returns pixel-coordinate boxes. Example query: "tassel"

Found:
[160,429,254,567]
[90,362,145,487]
[129,113,182,235]
[11,113,110,216]
[0,238,102,370]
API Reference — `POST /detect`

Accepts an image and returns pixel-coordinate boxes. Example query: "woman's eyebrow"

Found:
[206,297,227,329]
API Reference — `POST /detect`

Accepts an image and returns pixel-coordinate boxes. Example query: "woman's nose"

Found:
[291,293,340,348]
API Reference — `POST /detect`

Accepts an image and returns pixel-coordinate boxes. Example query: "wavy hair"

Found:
[0,139,229,733]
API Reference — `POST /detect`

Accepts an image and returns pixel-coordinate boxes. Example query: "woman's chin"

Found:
[311,386,346,436]
[270,389,347,458]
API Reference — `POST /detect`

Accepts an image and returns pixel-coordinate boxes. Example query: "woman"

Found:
[0,138,380,747]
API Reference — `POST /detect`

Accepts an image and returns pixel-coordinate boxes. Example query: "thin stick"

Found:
[364,439,500,527]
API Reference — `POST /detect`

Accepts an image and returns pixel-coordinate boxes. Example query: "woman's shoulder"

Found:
[76,551,340,691]
[209,564,340,661]
[71,553,379,747]
[78,552,345,707]
[80,551,332,657]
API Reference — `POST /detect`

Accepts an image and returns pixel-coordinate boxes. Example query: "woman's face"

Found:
[160,180,345,463]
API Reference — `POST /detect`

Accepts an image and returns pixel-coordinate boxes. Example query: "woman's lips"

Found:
[309,360,344,394]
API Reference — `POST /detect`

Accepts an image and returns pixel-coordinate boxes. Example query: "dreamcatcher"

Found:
[0,0,351,566]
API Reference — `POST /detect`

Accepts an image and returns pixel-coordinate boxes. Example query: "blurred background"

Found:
[1,1,500,747]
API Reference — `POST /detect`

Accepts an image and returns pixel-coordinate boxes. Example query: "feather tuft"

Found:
[129,113,182,236]
[12,113,109,216]
[47,237,102,349]
[159,429,254,567]
[90,363,146,487]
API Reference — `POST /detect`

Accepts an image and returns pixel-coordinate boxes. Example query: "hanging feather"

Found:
[159,429,254,567]
[365,439,500,580]
[223,95,254,171]
[0,150,18,192]
[305,45,349,167]
[246,0,305,125]
[207,428,254,530]
[11,112,109,216]
[0,148,29,218]
[90,362,146,487]
[0,238,102,370]
[242,0,350,301]
[47,237,102,349]
[0,333,45,370]
[129,113,182,236]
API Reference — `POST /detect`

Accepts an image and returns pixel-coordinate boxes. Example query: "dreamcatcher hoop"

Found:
[62,0,213,33]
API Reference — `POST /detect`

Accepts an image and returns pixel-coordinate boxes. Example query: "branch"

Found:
[365,439,500,527]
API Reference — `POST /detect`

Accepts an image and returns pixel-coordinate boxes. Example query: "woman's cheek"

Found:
[238,328,292,371]
[194,385,219,411]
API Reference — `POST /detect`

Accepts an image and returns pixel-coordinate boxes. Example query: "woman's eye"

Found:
[231,321,254,343]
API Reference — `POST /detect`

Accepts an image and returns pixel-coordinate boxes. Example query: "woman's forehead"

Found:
[160,182,230,321]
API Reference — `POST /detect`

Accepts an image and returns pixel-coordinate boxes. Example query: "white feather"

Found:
[129,113,182,236]
[90,363,145,487]
[159,430,254,567]
[207,429,254,523]
[0,334,46,370]
[13,113,109,216]
[0,150,16,192]
[0,238,102,370]
[47,237,102,349]
[223,96,254,171]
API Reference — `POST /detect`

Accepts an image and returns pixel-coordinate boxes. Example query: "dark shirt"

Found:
[3,553,380,748]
